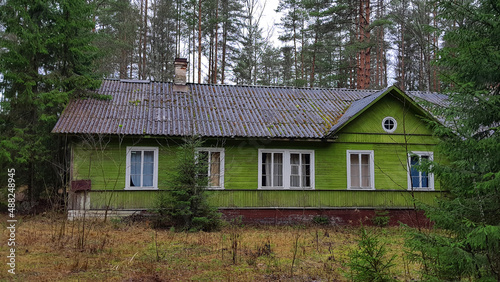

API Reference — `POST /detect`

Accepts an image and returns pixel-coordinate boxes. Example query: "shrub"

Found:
[371,209,390,227]
[312,215,330,225]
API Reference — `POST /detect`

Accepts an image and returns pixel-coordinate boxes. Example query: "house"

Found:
[52,59,448,225]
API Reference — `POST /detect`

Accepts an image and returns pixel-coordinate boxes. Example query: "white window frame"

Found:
[258,149,315,189]
[196,147,225,189]
[407,151,434,190]
[125,146,159,190]
[382,116,397,133]
[347,150,375,190]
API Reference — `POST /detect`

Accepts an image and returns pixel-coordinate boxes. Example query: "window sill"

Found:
[347,187,376,190]
[258,187,315,190]
[407,188,434,191]
[204,187,225,190]
[124,187,159,191]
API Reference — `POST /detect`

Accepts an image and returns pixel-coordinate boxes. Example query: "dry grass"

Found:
[0,213,422,281]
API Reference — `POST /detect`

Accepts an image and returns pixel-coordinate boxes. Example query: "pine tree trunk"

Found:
[142,0,148,79]
[213,0,219,84]
[198,0,202,83]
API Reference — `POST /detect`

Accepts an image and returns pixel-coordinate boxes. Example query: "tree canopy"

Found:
[407,0,500,280]
[0,0,102,203]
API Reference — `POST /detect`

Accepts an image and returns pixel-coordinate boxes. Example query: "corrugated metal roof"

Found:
[52,80,447,139]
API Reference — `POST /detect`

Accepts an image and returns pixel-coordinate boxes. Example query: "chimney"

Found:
[173,58,188,92]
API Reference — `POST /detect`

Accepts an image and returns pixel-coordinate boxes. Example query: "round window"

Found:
[382,117,397,133]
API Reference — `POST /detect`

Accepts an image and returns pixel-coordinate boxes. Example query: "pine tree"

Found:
[94,0,140,79]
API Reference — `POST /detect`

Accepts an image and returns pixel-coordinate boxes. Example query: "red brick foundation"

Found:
[219,208,432,228]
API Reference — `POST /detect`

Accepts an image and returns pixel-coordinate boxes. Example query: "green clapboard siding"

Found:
[88,190,443,209]
[74,92,444,210]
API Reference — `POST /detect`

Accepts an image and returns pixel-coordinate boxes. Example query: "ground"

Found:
[0,213,424,281]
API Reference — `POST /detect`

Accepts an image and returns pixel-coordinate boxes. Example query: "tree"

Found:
[94,0,140,79]
[407,0,500,280]
[154,138,222,231]
[232,0,266,85]
[0,0,102,204]
[149,0,178,82]
[388,0,441,91]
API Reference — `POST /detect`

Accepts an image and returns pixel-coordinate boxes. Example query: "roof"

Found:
[52,80,448,139]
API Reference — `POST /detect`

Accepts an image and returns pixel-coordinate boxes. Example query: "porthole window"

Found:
[382,117,397,133]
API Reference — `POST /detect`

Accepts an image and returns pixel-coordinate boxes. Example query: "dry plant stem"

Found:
[290,230,300,277]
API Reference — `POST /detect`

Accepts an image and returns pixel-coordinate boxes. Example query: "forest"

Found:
[90,0,443,90]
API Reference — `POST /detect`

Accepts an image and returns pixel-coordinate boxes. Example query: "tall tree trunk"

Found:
[198,0,202,83]
[138,0,143,78]
[221,14,227,84]
[301,18,305,81]
[310,29,318,87]
[356,0,370,89]
[293,6,298,82]
[213,0,219,84]
[142,0,148,79]
[193,2,196,82]
[401,20,405,91]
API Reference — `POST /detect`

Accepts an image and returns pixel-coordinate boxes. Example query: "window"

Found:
[196,148,225,189]
[259,150,314,189]
[347,150,375,189]
[125,147,159,189]
[382,117,397,133]
[408,152,434,190]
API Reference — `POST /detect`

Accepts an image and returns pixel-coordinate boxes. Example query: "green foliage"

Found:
[371,210,390,227]
[0,0,102,203]
[153,138,222,232]
[406,0,500,280]
[312,215,329,225]
[343,225,397,282]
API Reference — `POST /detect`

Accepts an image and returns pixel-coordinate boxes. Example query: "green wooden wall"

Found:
[72,91,445,210]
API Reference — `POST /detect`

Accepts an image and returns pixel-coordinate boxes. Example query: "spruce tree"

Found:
[0,0,102,205]
[407,1,500,280]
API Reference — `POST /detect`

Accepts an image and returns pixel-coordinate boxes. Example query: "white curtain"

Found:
[142,151,154,187]
[210,152,221,186]
[273,153,283,186]
[130,151,141,187]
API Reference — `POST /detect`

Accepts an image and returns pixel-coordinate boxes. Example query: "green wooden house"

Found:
[52,60,448,224]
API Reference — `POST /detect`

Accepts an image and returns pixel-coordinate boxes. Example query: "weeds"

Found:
[372,209,391,227]
[4,215,419,281]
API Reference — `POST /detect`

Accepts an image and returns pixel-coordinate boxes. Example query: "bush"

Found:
[371,209,390,227]
[312,215,330,225]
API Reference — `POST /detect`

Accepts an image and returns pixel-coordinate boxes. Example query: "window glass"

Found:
[301,154,311,187]
[348,151,373,189]
[290,154,300,187]
[130,151,141,187]
[196,148,224,188]
[260,150,314,189]
[210,152,221,187]
[262,153,271,186]
[382,117,397,133]
[127,148,158,189]
[409,154,432,189]
[350,154,360,187]
[273,153,283,187]
[142,151,154,187]
[361,154,371,187]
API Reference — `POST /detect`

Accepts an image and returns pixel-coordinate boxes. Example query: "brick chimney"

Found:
[173,58,188,92]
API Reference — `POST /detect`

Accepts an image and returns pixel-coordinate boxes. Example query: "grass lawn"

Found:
[0,213,423,281]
